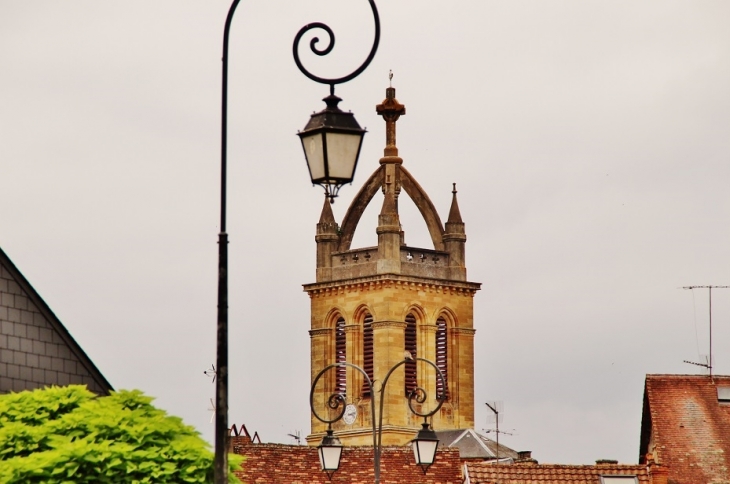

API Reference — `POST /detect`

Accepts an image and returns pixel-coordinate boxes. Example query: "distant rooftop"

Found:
[465,462,652,484]
[639,374,730,484]
[436,428,519,460]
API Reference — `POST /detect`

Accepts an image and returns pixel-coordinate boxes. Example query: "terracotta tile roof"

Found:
[465,462,651,484]
[639,374,730,484]
[231,437,463,484]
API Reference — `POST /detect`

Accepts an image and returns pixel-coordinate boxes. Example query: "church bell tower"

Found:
[305,85,481,446]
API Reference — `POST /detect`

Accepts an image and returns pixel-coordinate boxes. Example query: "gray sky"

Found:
[2,0,729,465]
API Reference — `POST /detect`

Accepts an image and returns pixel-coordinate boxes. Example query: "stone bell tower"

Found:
[305,85,480,446]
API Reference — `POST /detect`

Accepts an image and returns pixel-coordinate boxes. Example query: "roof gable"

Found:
[0,247,112,394]
[639,374,730,483]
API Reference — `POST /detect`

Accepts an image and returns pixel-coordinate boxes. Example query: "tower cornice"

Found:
[303,273,481,297]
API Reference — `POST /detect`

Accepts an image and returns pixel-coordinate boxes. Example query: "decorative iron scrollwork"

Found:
[293,0,381,93]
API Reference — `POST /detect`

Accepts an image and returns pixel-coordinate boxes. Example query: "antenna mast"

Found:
[682,285,729,376]
[485,402,501,462]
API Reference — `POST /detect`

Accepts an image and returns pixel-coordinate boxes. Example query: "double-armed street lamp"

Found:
[215,1,381,483]
[310,357,445,483]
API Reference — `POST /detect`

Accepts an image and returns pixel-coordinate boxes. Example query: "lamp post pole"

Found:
[214,2,240,482]
[214,2,381,483]
[309,358,446,484]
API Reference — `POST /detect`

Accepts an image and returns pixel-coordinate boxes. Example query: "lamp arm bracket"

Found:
[292,0,381,91]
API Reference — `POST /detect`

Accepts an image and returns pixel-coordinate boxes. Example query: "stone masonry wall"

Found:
[306,276,478,445]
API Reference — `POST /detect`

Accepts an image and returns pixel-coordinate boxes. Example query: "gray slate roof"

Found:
[0,247,113,395]
[436,428,519,460]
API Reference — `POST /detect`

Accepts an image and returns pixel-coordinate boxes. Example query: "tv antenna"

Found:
[682,285,729,377]
[485,401,505,462]
[204,364,216,383]
[287,430,302,445]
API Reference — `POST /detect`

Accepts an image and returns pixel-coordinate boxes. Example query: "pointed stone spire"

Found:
[446,183,464,224]
[444,183,466,281]
[318,194,336,226]
[315,195,339,282]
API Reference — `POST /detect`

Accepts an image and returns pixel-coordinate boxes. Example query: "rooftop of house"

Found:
[639,373,730,484]
[230,436,463,484]
[436,428,519,460]
[465,461,653,484]
[0,246,112,395]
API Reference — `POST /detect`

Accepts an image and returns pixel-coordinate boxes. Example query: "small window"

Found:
[600,477,638,484]
[718,387,730,403]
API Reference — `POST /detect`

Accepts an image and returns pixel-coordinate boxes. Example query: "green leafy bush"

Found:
[0,385,242,483]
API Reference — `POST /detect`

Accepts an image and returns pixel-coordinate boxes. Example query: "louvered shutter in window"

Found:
[361,314,374,397]
[435,317,449,400]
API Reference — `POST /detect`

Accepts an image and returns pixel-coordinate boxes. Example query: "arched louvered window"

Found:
[361,313,374,397]
[404,313,417,395]
[435,316,449,400]
[335,317,346,395]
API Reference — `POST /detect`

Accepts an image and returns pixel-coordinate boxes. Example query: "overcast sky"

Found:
[2,0,730,465]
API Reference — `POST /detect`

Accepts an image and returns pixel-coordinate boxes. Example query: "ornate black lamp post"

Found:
[215,2,380,483]
[309,358,446,483]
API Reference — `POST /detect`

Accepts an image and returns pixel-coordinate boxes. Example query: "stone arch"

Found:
[353,304,375,324]
[338,165,446,252]
[432,306,458,328]
[338,166,384,252]
[324,307,347,327]
[401,303,427,324]
[399,166,445,251]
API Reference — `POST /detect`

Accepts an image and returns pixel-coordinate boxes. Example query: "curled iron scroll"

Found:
[309,361,374,426]
[406,359,447,419]
[378,357,447,420]
[293,0,381,91]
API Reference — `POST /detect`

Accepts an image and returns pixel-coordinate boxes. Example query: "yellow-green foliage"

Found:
[0,386,242,483]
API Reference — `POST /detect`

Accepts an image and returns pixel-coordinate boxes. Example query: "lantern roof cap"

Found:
[301,94,365,133]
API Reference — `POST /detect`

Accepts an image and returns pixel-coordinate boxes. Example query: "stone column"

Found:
[452,327,476,428]
[417,323,438,426]
[309,327,332,435]
[372,319,407,429]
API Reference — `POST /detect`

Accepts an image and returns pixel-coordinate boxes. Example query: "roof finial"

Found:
[452,183,457,195]
[376,80,406,163]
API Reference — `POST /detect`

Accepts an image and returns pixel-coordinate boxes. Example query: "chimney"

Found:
[515,451,538,464]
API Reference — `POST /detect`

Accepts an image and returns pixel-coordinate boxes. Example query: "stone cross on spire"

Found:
[376,80,406,164]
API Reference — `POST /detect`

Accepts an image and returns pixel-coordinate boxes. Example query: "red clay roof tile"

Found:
[231,438,463,484]
[465,462,650,484]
